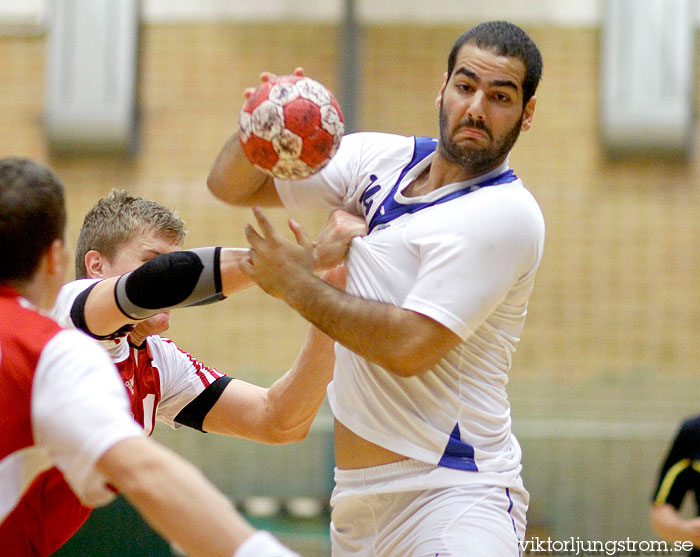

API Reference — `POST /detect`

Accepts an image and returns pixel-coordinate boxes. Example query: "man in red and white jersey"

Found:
[51,190,364,439]
[0,157,300,556]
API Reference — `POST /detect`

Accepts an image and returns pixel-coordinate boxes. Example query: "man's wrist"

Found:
[279,268,327,314]
[233,531,299,557]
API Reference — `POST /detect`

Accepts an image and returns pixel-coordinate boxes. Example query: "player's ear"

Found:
[35,239,69,310]
[84,250,108,278]
[45,239,68,279]
[435,72,448,109]
[520,96,536,132]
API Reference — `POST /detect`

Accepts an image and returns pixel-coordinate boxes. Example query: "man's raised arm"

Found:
[207,69,310,207]
[207,133,282,207]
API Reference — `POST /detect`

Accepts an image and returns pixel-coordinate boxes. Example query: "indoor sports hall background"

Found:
[2,1,699,555]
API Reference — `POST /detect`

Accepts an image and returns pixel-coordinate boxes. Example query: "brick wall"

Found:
[2,22,698,389]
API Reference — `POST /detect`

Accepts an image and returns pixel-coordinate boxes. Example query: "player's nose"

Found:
[466,90,487,122]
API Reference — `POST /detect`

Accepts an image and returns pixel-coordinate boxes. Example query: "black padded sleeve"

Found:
[114,247,225,320]
[174,375,233,432]
[70,281,134,340]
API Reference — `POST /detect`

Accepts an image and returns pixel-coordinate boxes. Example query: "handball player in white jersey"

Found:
[208,21,545,556]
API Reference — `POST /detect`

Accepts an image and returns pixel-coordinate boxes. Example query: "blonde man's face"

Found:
[99,229,181,278]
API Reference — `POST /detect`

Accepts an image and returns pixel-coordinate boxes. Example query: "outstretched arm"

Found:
[82,247,253,338]
[77,210,365,339]
[98,437,296,556]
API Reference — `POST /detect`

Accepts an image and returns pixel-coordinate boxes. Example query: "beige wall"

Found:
[2,23,698,386]
[5,21,700,545]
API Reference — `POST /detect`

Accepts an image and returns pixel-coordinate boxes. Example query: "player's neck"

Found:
[406,145,512,197]
[403,165,432,197]
[12,259,58,310]
[406,166,468,197]
[11,277,43,308]
[429,153,507,192]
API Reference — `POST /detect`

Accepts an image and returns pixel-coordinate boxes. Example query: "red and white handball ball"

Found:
[238,75,344,179]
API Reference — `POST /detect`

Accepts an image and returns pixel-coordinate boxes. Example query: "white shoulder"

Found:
[38,328,118,383]
[33,329,142,507]
[49,279,101,328]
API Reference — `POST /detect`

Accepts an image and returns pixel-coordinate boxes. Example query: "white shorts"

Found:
[330,462,528,557]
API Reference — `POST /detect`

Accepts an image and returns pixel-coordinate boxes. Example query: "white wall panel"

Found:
[600,0,696,155]
[0,0,605,26]
[44,0,140,154]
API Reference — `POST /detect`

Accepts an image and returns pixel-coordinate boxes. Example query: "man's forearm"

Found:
[220,248,255,295]
[207,134,277,207]
[651,504,700,547]
[82,248,251,337]
[99,437,255,557]
[80,210,363,338]
[278,271,458,377]
[264,324,336,440]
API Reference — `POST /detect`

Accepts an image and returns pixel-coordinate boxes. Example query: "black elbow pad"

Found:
[114,247,224,320]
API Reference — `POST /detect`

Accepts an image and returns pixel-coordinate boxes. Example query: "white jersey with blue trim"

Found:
[276,132,545,486]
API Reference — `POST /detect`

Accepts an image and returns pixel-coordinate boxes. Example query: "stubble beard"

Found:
[438,100,523,175]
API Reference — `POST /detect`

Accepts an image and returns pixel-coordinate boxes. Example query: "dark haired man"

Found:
[208,20,545,556]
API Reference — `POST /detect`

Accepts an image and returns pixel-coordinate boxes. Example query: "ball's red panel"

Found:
[283,97,322,138]
[299,128,335,168]
[239,134,277,170]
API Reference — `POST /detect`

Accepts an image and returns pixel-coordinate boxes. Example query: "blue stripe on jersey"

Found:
[367,136,518,234]
[438,423,479,471]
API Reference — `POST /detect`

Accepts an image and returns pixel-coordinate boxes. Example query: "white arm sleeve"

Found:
[32,330,144,507]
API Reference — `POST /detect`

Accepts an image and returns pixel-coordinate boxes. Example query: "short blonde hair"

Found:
[75,190,186,279]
